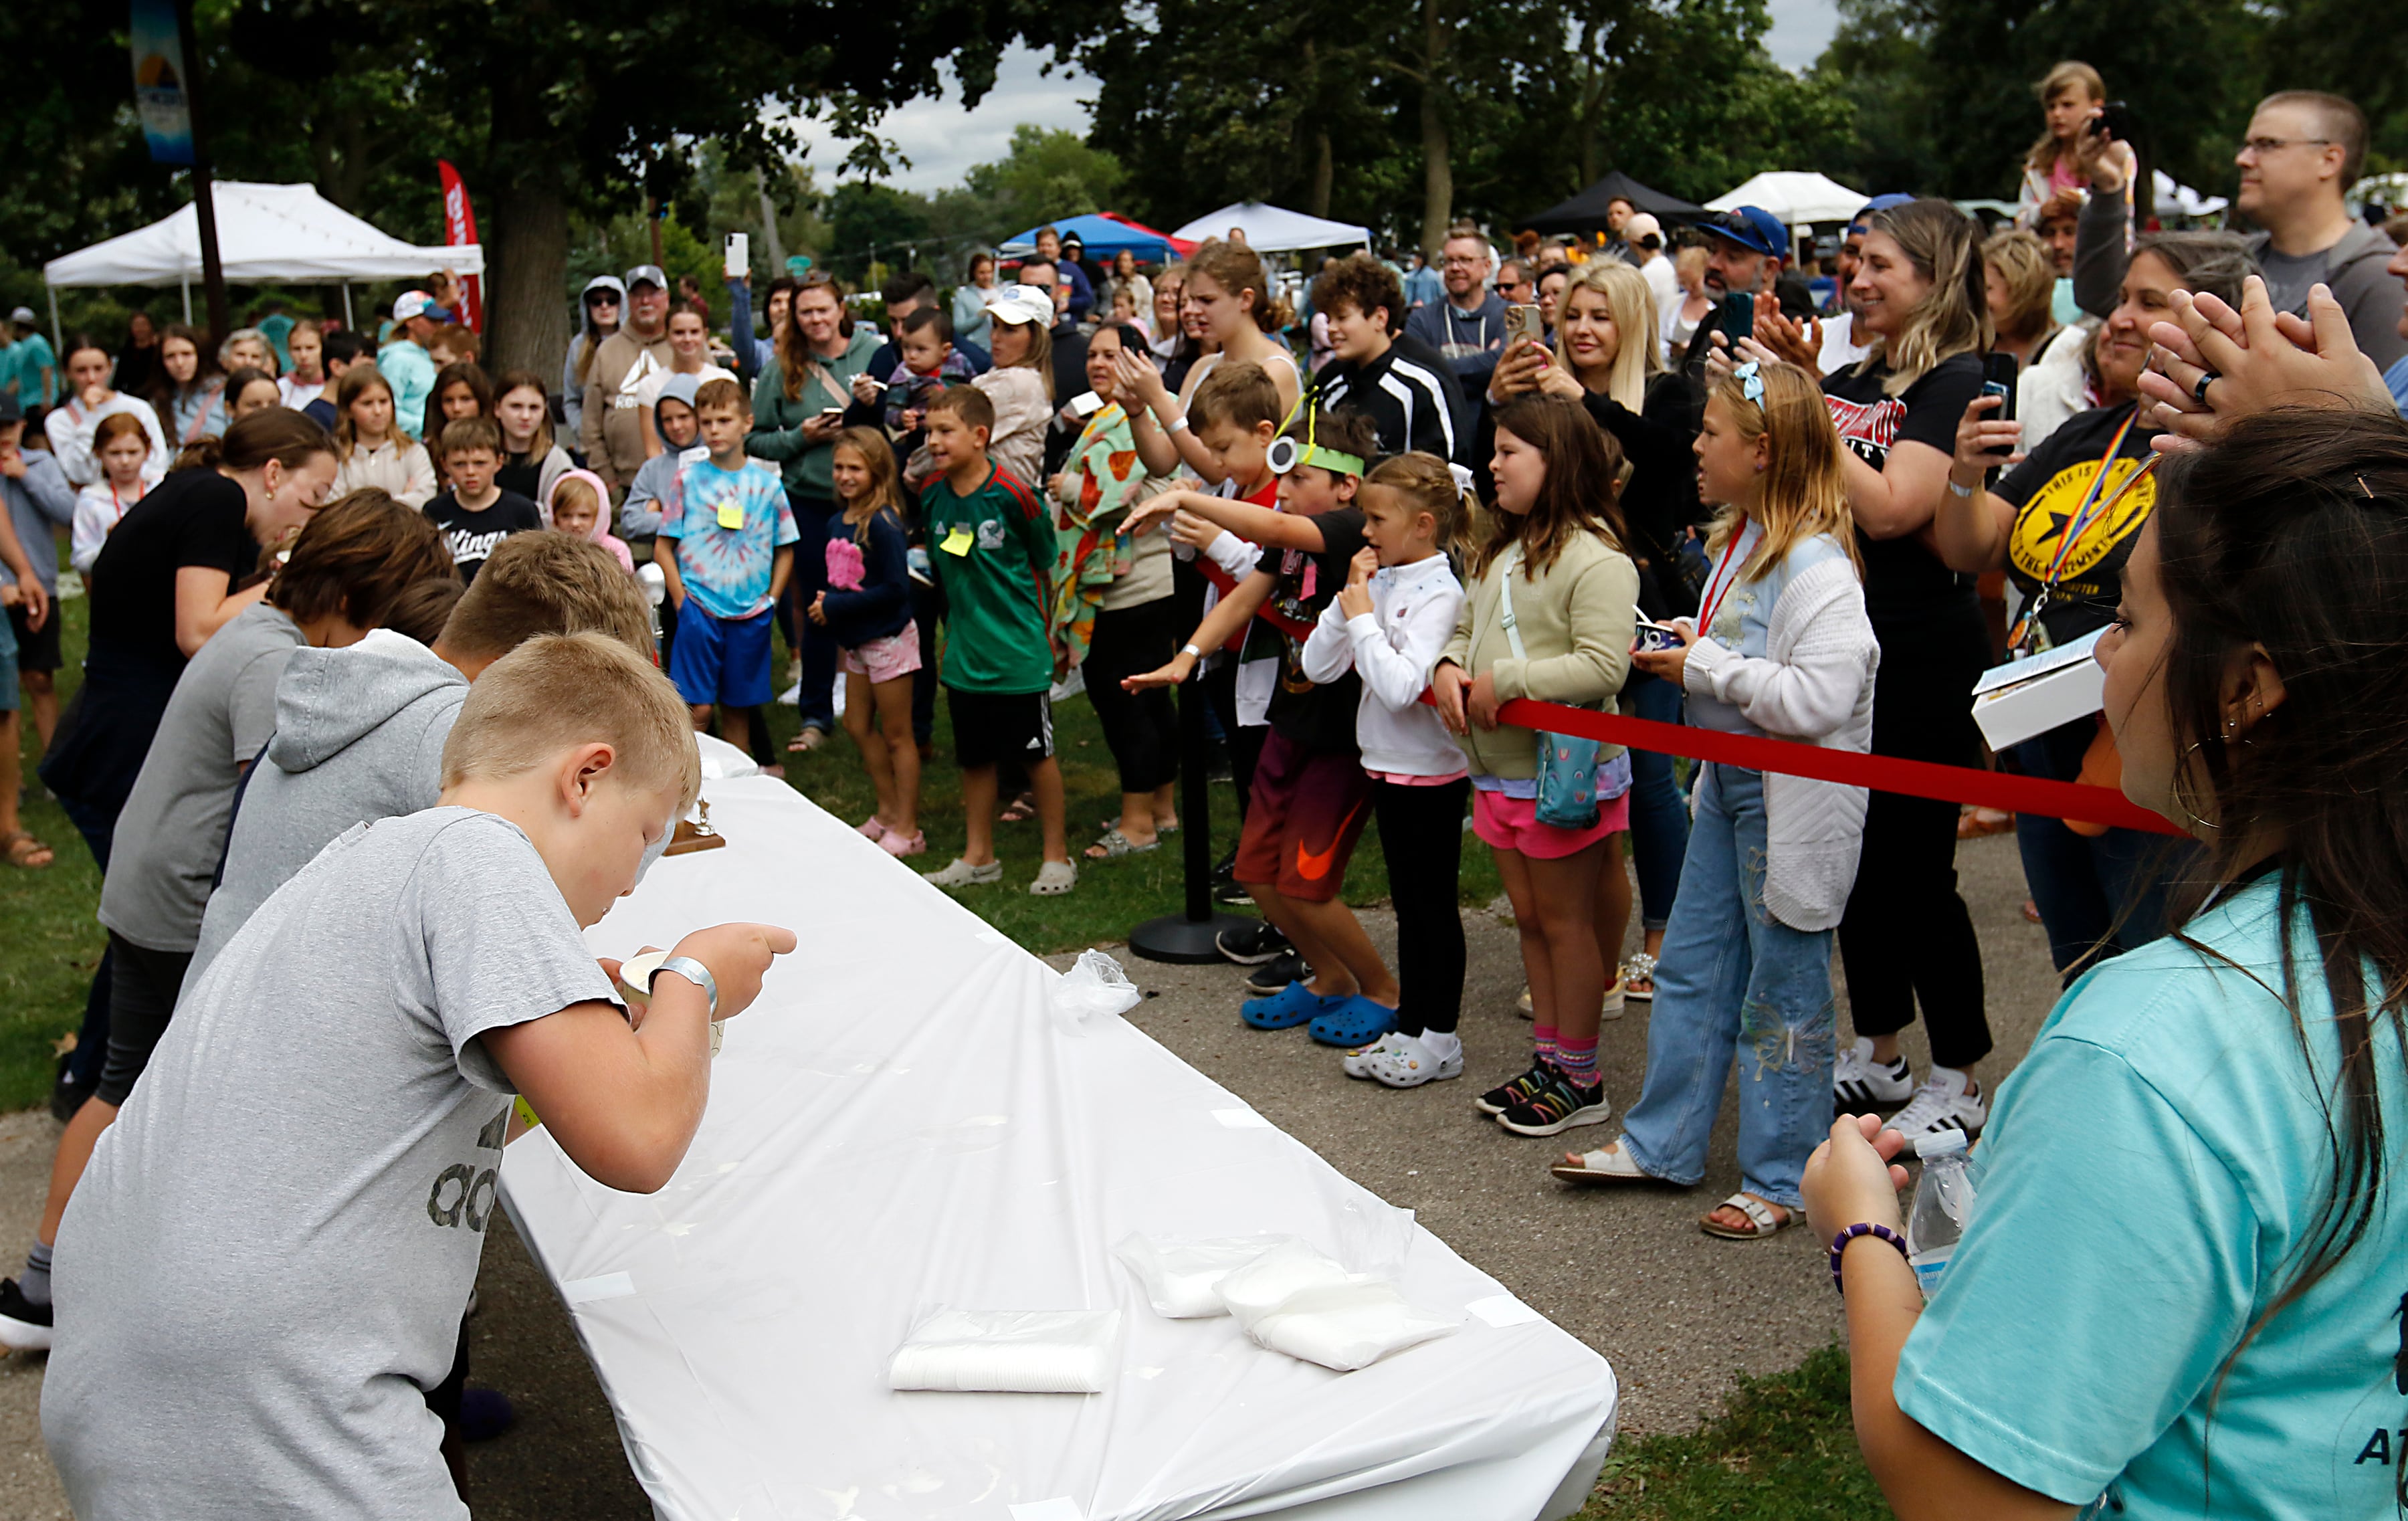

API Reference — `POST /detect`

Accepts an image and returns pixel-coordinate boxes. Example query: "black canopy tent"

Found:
[1518,171,1705,233]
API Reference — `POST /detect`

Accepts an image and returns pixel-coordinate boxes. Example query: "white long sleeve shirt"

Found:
[44,393,169,490]
[1301,552,1468,777]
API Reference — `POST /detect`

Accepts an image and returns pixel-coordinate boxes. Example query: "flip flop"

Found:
[3,831,53,870]
[1550,1141,1661,1185]
[1084,826,1159,860]
[999,792,1038,824]
[786,726,827,754]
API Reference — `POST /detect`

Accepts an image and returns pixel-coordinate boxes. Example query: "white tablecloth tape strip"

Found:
[1466,1294,1541,1328]
[563,1272,637,1306]
[1211,1108,1272,1129]
[1008,1499,1084,1521]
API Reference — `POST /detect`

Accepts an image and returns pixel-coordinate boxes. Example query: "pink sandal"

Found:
[878,829,926,857]
[856,816,888,840]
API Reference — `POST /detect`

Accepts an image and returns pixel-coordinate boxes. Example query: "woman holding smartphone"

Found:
[747,272,884,750]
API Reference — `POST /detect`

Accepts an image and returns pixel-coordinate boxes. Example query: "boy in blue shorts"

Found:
[914,385,1076,896]
[659,377,797,763]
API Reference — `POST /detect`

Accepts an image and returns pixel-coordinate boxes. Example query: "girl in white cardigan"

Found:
[1301,453,1474,1088]
[1557,361,1879,1241]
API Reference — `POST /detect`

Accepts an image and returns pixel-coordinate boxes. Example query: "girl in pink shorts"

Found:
[813,430,924,855]
[1433,394,1642,1140]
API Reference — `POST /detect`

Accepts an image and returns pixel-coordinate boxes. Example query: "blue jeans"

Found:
[1622,670,1688,932]
[1619,763,1838,1210]
[2007,730,2187,982]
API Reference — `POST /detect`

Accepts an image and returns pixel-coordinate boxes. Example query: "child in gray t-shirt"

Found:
[41,633,793,1520]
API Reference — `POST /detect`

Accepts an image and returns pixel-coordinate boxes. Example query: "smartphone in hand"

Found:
[1505,303,1544,350]
[1718,292,1755,347]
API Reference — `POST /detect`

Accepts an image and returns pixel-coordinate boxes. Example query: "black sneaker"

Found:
[0,1278,54,1352]
[1474,1059,1559,1117]
[1497,1072,1613,1137]
[1215,920,1291,966]
[1244,950,1311,995]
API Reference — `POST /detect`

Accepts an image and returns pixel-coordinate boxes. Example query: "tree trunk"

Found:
[1417,0,1453,261]
[758,183,788,272]
[1310,128,1334,221]
[485,165,571,378]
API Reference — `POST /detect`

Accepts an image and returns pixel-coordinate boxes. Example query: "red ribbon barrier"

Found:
[1483,696,2187,837]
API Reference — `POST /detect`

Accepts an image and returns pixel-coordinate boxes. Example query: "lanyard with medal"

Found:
[2005,408,2159,657]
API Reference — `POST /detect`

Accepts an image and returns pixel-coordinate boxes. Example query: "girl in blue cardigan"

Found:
[810,429,923,855]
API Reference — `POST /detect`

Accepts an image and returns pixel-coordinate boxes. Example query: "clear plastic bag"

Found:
[1051,948,1142,1034]
[1247,1279,1460,1372]
[887,1308,1122,1393]
[1112,1233,1297,1318]
[1213,1240,1355,1332]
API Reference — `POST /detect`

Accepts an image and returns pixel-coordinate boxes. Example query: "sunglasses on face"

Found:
[586,295,620,308]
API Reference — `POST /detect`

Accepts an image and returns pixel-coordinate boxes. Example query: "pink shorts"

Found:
[1472,787,1630,859]
[839,621,922,684]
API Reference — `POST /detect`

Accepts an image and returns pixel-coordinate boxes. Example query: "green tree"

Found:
[964,126,1125,225]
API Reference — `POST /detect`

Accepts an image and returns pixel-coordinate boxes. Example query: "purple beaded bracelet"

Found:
[1828,1222,1910,1295]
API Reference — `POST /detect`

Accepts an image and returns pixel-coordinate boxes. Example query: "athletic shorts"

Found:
[9,601,59,674]
[839,621,922,685]
[1233,729,1373,904]
[1471,786,1629,859]
[946,686,1053,769]
[0,609,17,713]
[669,601,775,708]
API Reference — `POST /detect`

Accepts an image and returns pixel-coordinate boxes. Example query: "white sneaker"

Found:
[1366,1031,1464,1088]
[1600,975,1626,1022]
[1888,1066,1987,1146]
[922,857,1003,888]
[1832,1037,1914,1112]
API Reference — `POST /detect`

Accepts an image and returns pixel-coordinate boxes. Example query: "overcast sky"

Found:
[793,1,1844,195]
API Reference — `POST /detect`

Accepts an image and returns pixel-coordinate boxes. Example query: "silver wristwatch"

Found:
[647,954,719,1019]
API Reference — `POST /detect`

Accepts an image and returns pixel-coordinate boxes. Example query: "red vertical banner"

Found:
[437,160,484,332]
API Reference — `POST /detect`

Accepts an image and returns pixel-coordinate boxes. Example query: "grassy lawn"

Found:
[1578,1343,1892,1520]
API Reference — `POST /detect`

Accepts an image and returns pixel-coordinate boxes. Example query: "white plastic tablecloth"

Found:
[500,776,1617,1520]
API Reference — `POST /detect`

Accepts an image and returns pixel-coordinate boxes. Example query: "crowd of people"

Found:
[0,62,2404,1521]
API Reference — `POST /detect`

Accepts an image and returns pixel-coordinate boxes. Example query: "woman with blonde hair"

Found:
[1114,237,1301,485]
[1812,195,1997,1149]
[1662,245,1714,357]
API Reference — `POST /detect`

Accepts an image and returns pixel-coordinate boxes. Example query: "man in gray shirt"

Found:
[2232,90,2404,372]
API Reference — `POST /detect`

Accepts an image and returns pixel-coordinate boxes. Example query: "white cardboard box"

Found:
[1970,629,2106,750]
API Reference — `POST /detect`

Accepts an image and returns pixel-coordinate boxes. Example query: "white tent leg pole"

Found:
[342,283,354,329]
[182,281,193,324]
[47,286,62,357]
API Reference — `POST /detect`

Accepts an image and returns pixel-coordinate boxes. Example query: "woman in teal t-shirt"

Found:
[1804,404,2408,1520]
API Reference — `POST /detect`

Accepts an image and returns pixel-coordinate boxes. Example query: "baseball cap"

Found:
[582,275,627,304]
[623,264,668,292]
[1851,193,1916,230]
[1700,207,1787,258]
[0,393,21,424]
[7,306,34,325]
[985,284,1056,329]
[392,290,433,321]
[1622,213,1664,250]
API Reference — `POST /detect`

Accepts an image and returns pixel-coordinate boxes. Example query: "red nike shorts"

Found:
[1234,730,1373,904]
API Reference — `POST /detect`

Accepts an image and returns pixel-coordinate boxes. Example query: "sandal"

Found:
[1101,815,1179,835]
[1084,826,1159,860]
[1956,807,2014,839]
[856,816,888,840]
[1620,952,1658,1003]
[786,726,827,754]
[1550,1140,1661,1185]
[1029,859,1077,896]
[999,792,1037,824]
[1698,1192,1791,1240]
[3,831,53,870]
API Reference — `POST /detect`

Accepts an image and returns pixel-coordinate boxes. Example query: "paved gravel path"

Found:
[0,831,2058,1517]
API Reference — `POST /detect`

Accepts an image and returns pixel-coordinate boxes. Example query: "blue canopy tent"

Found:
[995,212,1188,262]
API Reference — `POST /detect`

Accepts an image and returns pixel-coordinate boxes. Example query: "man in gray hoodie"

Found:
[2231,90,2403,371]
[189,532,656,981]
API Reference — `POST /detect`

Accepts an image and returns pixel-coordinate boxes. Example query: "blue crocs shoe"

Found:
[1241,980,1344,1030]
[1309,995,1398,1048]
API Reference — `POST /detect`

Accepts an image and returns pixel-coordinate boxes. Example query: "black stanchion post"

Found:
[1128,672,1251,962]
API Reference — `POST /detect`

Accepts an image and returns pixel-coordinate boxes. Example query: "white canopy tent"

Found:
[41,180,480,334]
[1706,171,1868,227]
[1171,201,1373,254]
[2154,169,2228,219]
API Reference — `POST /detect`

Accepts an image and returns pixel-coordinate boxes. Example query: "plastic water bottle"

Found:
[1906,1129,1979,1300]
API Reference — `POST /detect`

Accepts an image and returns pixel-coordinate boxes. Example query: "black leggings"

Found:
[1373,777,1470,1037]
[1836,600,1992,1070]
[1082,598,1182,795]
[97,931,194,1107]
